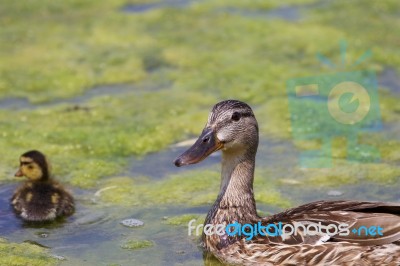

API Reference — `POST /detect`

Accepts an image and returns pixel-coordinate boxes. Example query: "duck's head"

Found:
[15,150,50,181]
[174,100,258,167]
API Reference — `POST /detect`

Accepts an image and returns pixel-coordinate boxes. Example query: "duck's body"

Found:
[205,199,400,265]
[12,179,74,222]
[175,100,400,265]
[11,150,74,222]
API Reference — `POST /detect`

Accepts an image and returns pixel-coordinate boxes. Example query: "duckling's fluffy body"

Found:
[175,100,400,265]
[11,150,74,222]
[12,179,74,222]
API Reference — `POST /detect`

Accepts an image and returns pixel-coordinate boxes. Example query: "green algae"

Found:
[0,0,399,110]
[98,170,220,206]
[256,97,292,139]
[379,91,400,123]
[163,214,203,226]
[98,169,290,208]
[0,0,321,103]
[283,160,400,187]
[0,1,144,103]
[255,90,400,173]
[120,240,153,250]
[0,238,58,266]
[0,1,399,266]
[1,0,400,191]
[0,90,215,187]
[200,0,319,11]
[309,0,400,73]
[2,0,390,104]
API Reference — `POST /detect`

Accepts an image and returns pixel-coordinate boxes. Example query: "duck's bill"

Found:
[14,169,23,177]
[174,128,223,167]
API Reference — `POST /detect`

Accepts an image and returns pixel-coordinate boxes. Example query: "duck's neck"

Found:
[30,174,50,183]
[207,148,258,224]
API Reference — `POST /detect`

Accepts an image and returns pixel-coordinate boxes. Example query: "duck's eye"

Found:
[27,165,34,170]
[231,112,241,121]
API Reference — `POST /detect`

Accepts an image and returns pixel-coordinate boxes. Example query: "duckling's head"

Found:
[174,100,258,167]
[15,150,50,181]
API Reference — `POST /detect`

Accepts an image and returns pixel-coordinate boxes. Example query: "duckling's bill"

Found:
[14,169,23,177]
[15,156,34,177]
[174,128,223,167]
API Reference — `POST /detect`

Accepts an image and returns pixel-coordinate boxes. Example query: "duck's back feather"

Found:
[11,180,74,222]
[261,200,400,246]
[210,201,400,265]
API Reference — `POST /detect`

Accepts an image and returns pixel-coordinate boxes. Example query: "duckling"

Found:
[174,100,400,265]
[11,150,74,222]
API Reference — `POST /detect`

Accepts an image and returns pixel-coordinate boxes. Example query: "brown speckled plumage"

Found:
[175,100,400,265]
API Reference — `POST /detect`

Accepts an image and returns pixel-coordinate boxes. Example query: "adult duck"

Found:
[174,100,400,265]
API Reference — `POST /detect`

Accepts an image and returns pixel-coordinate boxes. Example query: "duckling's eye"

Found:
[27,165,34,170]
[231,112,241,121]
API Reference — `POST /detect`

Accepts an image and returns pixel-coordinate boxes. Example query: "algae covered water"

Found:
[1,0,400,265]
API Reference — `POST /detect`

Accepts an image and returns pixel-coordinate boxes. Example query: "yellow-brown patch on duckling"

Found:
[51,193,60,204]
[25,192,33,203]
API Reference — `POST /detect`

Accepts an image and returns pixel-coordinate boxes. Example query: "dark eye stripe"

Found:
[239,112,254,118]
[21,162,32,165]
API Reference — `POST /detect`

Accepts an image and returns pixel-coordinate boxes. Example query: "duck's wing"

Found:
[275,200,400,215]
[10,187,25,213]
[256,200,400,246]
[58,190,74,217]
[11,184,57,221]
[52,183,75,217]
